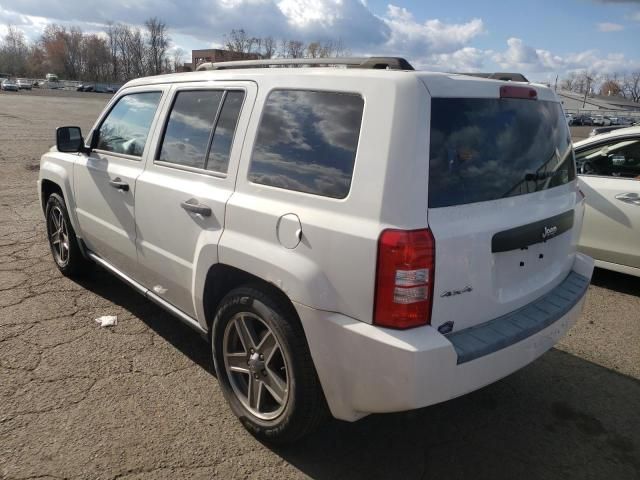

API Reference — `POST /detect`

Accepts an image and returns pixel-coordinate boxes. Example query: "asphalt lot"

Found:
[1,89,639,479]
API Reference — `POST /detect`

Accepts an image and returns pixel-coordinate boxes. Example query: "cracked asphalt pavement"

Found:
[1,89,639,480]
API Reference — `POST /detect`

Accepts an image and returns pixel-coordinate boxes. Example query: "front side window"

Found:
[576,137,640,179]
[97,92,162,157]
[248,90,364,199]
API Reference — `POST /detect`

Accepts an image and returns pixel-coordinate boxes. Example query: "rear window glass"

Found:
[248,90,364,199]
[429,98,575,208]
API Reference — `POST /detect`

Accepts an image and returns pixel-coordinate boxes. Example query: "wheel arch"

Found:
[39,158,82,236]
[202,264,300,334]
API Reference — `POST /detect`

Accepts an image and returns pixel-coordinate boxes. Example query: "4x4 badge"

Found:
[440,285,473,298]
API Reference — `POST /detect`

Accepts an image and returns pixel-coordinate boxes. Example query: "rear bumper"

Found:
[296,253,594,422]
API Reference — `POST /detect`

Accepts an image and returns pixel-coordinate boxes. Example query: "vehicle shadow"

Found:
[75,270,640,480]
[591,267,640,298]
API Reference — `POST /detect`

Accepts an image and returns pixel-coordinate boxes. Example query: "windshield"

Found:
[429,98,575,208]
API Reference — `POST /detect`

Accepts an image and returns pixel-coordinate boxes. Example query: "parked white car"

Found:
[592,115,611,127]
[575,126,640,277]
[38,57,593,443]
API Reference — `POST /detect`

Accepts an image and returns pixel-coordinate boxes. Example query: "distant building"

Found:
[191,49,261,70]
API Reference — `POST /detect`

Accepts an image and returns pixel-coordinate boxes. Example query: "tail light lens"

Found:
[374,229,435,329]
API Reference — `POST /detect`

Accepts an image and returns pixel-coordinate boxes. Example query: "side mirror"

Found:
[56,126,87,153]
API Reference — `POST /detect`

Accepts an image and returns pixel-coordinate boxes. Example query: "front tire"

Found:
[45,193,90,277]
[212,285,328,444]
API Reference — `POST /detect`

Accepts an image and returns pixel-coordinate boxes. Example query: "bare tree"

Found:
[306,41,322,58]
[620,72,640,103]
[560,72,577,92]
[261,36,276,59]
[145,17,170,75]
[286,40,305,58]
[171,47,186,72]
[224,29,257,53]
[0,25,29,75]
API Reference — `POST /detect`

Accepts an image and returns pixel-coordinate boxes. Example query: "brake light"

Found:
[374,229,435,329]
[500,85,537,100]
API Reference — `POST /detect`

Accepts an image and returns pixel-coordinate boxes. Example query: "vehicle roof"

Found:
[123,68,557,100]
[574,126,640,148]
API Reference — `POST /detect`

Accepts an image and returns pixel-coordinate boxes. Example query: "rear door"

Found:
[575,134,640,269]
[421,78,583,333]
[134,82,255,318]
[74,87,165,275]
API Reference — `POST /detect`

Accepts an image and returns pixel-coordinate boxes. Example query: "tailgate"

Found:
[422,79,583,333]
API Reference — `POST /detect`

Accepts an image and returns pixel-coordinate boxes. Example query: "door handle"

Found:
[180,199,212,217]
[615,192,640,206]
[109,177,129,191]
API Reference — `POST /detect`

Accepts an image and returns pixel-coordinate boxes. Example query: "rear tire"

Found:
[45,193,90,277]
[212,285,328,444]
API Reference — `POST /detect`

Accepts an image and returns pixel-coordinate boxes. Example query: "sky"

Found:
[1,0,639,81]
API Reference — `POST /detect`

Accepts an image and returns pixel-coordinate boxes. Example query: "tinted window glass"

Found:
[249,90,363,199]
[159,90,224,168]
[576,138,640,178]
[429,98,575,208]
[97,92,162,157]
[206,91,245,173]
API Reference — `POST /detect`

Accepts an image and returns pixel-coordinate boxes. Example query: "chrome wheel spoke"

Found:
[226,352,249,373]
[51,210,61,230]
[235,316,256,352]
[248,375,263,410]
[51,230,61,245]
[257,331,277,363]
[263,367,287,405]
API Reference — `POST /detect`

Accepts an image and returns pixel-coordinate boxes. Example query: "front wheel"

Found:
[212,285,328,444]
[45,193,90,277]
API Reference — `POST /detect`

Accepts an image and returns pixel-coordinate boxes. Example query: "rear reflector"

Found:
[374,229,435,329]
[500,85,537,100]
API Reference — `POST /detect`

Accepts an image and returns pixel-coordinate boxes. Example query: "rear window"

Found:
[429,98,575,208]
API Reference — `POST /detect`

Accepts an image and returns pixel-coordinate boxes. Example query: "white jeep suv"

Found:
[38,57,594,443]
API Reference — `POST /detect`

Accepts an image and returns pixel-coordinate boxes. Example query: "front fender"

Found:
[38,153,82,237]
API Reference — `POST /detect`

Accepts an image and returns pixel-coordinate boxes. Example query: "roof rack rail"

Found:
[457,72,529,82]
[196,56,415,71]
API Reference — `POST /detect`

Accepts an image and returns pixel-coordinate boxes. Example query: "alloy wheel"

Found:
[48,206,70,267]
[222,312,290,420]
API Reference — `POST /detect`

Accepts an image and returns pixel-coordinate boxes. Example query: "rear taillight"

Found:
[500,85,537,100]
[374,229,435,329]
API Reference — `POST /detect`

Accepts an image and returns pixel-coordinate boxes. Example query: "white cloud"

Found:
[489,37,640,78]
[596,22,624,32]
[382,5,485,55]
[1,2,639,81]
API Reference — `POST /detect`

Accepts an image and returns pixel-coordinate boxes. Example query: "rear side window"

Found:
[158,90,245,172]
[97,92,162,157]
[207,91,245,173]
[249,90,364,199]
[159,90,224,169]
[429,98,575,208]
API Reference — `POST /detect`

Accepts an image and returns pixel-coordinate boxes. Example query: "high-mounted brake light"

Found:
[374,229,435,329]
[500,85,537,100]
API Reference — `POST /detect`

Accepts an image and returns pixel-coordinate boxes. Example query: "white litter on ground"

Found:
[95,315,118,327]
